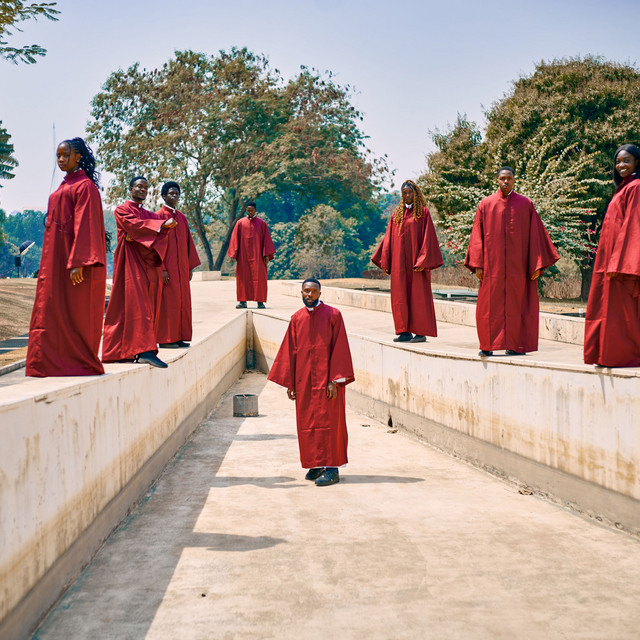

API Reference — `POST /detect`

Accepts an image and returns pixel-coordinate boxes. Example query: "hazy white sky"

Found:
[0,0,638,212]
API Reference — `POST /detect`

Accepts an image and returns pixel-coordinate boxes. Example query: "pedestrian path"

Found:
[33,371,640,640]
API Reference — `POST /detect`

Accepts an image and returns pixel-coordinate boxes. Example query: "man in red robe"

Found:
[228,202,275,309]
[102,177,176,368]
[268,278,355,487]
[155,181,201,348]
[372,180,443,342]
[465,167,559,356]
[26,139,106,376]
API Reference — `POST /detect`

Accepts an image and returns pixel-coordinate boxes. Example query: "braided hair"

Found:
[62,137,100,189]
[393,180,427,226]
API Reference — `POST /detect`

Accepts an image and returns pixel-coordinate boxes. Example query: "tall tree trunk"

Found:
[580,264,593,302]
[214,196,244,271]
[192,201,214,270]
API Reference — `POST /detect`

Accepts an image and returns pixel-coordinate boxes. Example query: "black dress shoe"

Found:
[410,335,426,343]
[236,301,247,309]
[257,302,266,309]
[135,351,168,368]
[506,350,525,356]
[393,332,413,342]
[479,350,493,357]
[305,468,324,481]
[159,342,181,348]
[315,468,339,486]
[176,340,190,348]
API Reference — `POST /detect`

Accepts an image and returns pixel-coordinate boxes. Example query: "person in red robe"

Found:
[154,181,201,348]
[26,138,107,377]
[465,167,559,356]
[228,202,275,309]
[372,180,443,342]
[102,177,177,368]
[268,278,355,487]
[584,144,640,367]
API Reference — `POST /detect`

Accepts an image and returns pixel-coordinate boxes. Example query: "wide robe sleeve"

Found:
[371,218,393,273]
[267,319,296,389]
[116,204,169,263]
[228,219,241,261]
[262,220,276,260]
[414,208,444,271]
[67,180,106,269]
[527,204,559,276]
[607,182,640,277]
[464,203,484,272]
[328,310,355,386]
[184,214,202,271]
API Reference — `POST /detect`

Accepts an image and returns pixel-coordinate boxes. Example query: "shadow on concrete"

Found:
[211,476,302,488]
[187,533,287,553]
[343,475,425,484]
[233,433,297,441]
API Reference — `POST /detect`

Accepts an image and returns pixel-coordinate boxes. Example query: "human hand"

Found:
[70,266,84,285]
[161,217,177,229]
[263,256,269,265]
[607,272,619,279]
[163,270,169,284]
[414,267,424,272]
[125,234,134,242]
[326,381,337,400]
[531,269,542,280]
[287,388,296,400]
[475,268,484,282]
[189,270,193,281]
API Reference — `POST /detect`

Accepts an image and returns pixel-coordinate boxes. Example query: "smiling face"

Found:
[163,186,180,208]
[615,150,638,180]
[497,169,515,196]
[246,205,257,219]
[402,186,415,205]
[301,282,321,307]
[56,142,81,174]
[130,179,149,203]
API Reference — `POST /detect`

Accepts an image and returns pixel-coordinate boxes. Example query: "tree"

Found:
[0,209,45,277]
[421,57,640,299]
[0,121,18,187]
[88,48,388,271]
[0,1,59,64]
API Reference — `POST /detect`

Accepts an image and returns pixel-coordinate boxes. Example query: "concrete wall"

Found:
[279,281,586,346]
[0,315,247,640]
[252,311,640,534]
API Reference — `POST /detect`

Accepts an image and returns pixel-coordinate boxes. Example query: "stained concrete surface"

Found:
[33,371,640,640]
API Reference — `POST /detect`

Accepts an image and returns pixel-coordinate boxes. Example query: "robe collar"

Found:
[127,200,145,209]
[616,173,638,192]
[63,168,87,184]
[161,204,176,213]
[498,189,514,199]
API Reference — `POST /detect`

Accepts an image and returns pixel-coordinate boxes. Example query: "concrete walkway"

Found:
[33,370,640,640]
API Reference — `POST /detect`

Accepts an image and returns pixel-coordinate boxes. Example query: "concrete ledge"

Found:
[279,281,586,346]
[252,310,640,534]
[0,316,246,640]
[190,271,221,281]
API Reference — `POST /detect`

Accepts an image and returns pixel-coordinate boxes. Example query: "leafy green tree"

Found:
[0,121,17,187]
[0,1,59,64]
[268,220,299,280]
[88,48,388,271]
[0,209,45,277]
[421,57,640,299]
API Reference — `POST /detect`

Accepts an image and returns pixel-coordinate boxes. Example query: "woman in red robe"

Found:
[268,278,354,487]
[26,138,107,377]
[155,182,201,348]
[372,180,443,342]
[584,145,640,367]
[102,177,176,368]
[228,202,275,309]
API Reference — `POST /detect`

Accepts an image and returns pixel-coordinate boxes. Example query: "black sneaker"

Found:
[410,335,426,343]
[257,302,266,309]
[506,350,525,356]
[236,301,247,309]
[135,351,168,368]
[305,467,324,481]
[315,468,339,486]
[393,332,413,342]
[479,350,493,357]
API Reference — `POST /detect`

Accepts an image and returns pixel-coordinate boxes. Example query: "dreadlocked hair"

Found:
[393,180,427,226]
[63,137,100,189]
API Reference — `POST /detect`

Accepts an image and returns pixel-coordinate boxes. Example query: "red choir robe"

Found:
[268,302,355,468]
[465,191,559,353]
[26,169,107,376]
[228,216,275,303]
[154,205,201,343]
[102,201,169,362]
[371,206,443,336]
[584,177,640,367]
